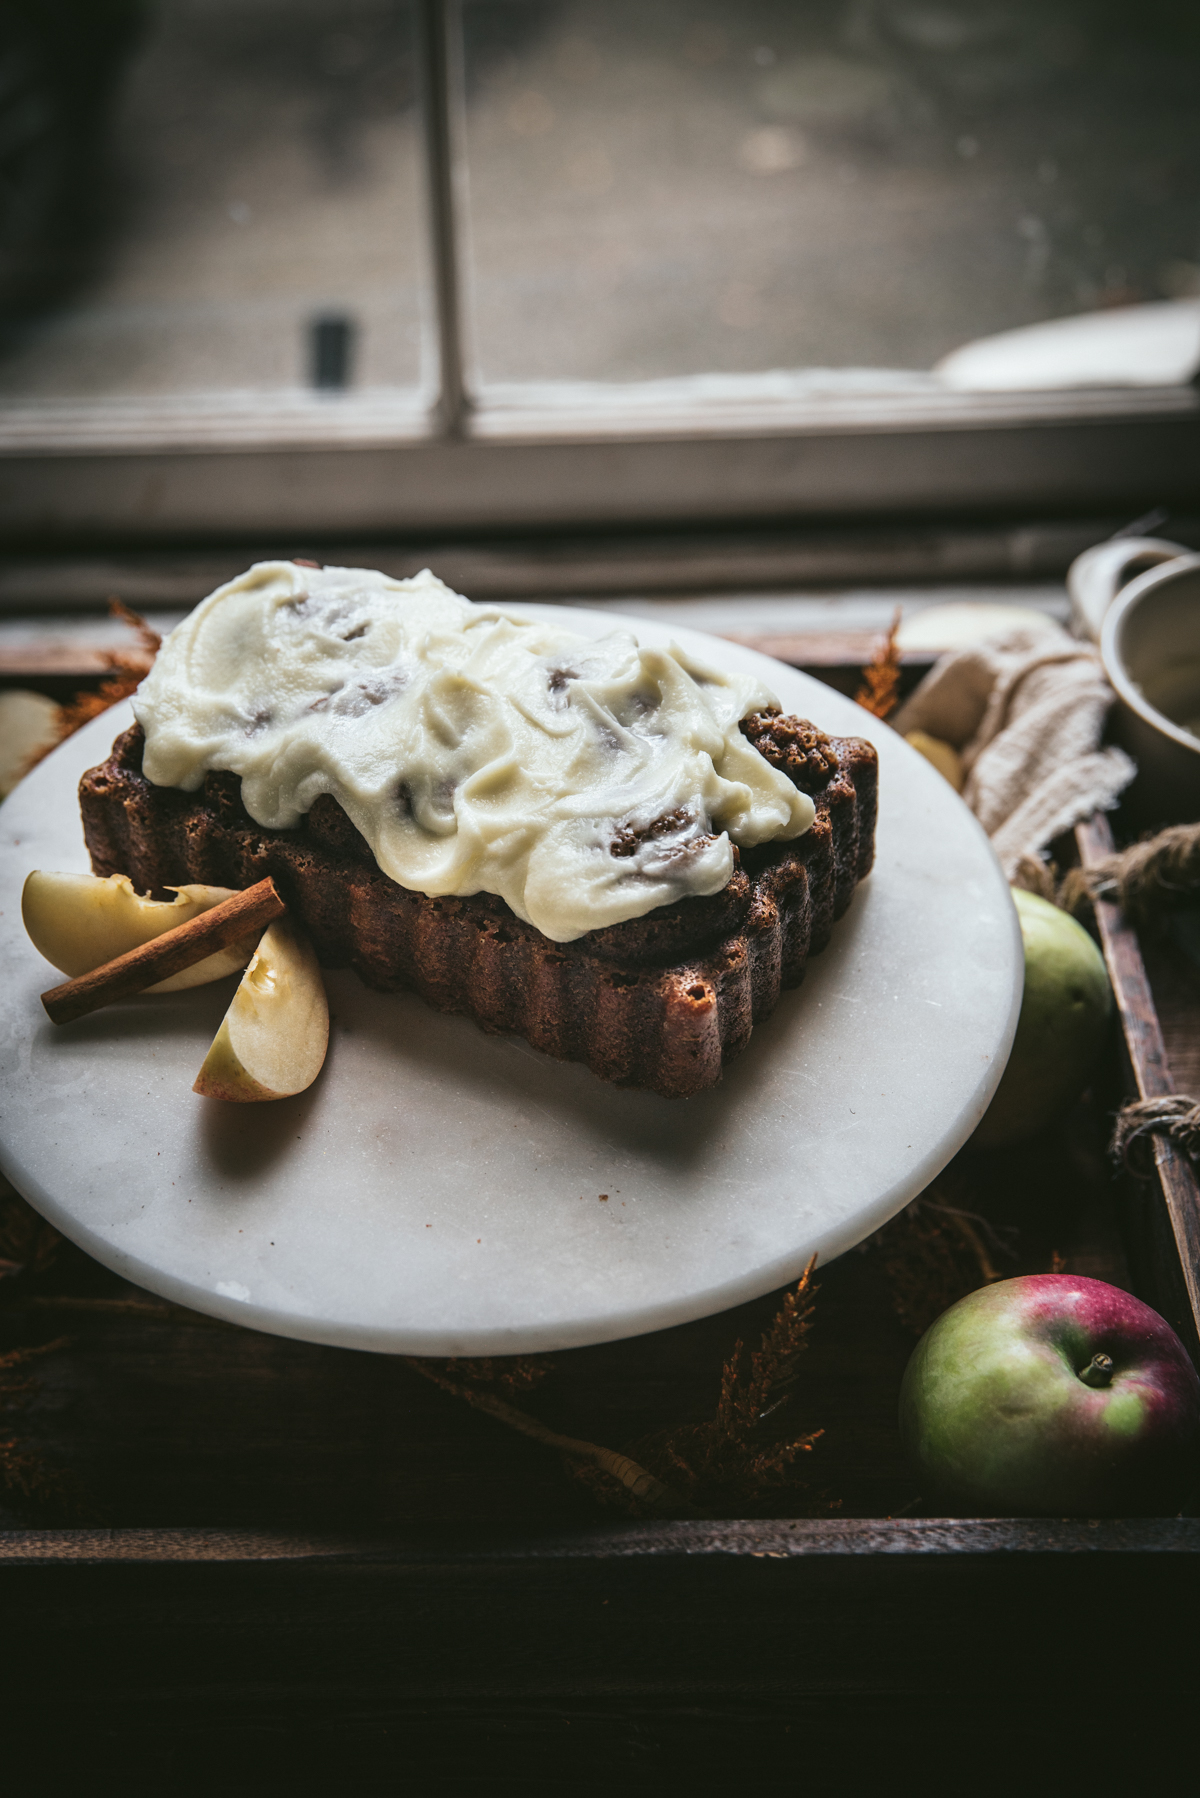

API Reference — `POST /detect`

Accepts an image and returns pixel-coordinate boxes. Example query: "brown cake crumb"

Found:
[609,808,709,859]
[740,710,841,792]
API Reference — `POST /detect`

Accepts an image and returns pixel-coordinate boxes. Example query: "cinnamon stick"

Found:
[41,878,285,1026]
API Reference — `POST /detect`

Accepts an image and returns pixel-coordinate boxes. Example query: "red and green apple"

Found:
[900,1274,1200,1515]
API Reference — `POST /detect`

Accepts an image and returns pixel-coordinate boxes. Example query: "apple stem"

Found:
[1078,1352,1115,1389]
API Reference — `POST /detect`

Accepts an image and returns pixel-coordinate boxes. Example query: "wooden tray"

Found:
[1,672,1198,1783]
[1077,813,1200,1362]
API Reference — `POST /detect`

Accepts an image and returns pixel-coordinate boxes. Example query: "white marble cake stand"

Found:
[0,609,1022,1355]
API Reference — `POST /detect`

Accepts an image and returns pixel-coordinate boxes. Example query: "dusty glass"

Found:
[458,0,1200,388]
[0,0,428,400]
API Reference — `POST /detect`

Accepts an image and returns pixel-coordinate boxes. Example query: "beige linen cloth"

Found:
[891,624,1135,878]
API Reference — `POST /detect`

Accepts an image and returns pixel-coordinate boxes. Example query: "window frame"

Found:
[0,0,1197,546]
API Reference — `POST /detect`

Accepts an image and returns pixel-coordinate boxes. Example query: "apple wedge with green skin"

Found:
[193,915,329,1102]
[22,870,258,992]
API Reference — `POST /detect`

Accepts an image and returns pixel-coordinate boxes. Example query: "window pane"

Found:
[0,0,428,400]
[458,0,1200,388]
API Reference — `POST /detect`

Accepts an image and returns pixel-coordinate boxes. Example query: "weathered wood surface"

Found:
[3,584,1198,1781]
[0,644,153,680]
[715,630,936,671]
[0,1097,1136,1536]
[1,1517,1195,1787]
[0,520,1096,613]
[1076,813,1200,1354]
[4,1514,1197,1562]
[9,1119,1175,1784]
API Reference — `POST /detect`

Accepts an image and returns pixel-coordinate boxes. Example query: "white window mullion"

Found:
[417,0,472,439]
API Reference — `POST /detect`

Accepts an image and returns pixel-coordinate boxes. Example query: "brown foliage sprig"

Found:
[24,599,161,776]
[854,606,903,720]
[406,1263,829,1521]
[0,1178,62,1282]
[871,1189,1015,1338]
[405,1355,688,1516]
[0,1185,82,1518]
[425,1355,554,1400]
[617,1259,826,1516]
[0,1338,79,1518]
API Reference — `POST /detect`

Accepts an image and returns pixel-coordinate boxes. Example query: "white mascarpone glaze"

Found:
[133,562,815,942]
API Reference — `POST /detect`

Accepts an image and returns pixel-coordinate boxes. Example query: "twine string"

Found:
[1056,823,1200,929]
[1110,1095,1200,1174]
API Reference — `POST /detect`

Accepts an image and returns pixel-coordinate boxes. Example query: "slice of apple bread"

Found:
[79,714,877,1097]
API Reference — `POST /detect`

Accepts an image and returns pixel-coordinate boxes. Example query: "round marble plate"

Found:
[0,608,1021,1355]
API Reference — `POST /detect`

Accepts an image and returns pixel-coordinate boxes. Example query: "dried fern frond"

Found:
[405,1268,828,1522]
[854,606,903,720]
[714,1259,818,1449]
[107,598,162,661]
[611,1261,830,1516]
[428,1355,554,1398]
[872,1189,1013,1337]
[405,1356,688,1515]
[47,673,143,746]
[21,599,161,777]
[0,1180,62,1276]
[0,1336,79,1519]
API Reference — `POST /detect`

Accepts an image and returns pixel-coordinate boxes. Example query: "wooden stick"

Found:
[41,878,285,1026]
[1076,813,1200,1345]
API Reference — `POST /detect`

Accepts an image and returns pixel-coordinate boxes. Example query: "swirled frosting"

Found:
[133,562,814,942]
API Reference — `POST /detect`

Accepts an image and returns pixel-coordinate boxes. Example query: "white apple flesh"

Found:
[192,915,329,1102]
[22,870,258,991]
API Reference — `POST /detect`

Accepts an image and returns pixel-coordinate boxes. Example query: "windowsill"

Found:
[0,381,1196,542]
[0,379,1195,458]
[468,379,1200,442]
[0,389,435,456]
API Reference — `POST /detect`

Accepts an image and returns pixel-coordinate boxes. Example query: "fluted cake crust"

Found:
[79,717,877,1097]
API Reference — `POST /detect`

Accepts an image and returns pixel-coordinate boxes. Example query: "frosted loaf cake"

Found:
[80,563,878,1095]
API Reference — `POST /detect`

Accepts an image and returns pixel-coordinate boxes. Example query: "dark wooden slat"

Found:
[0,645,152,680]
[1076,812,1200,1346]
[722,630,938,670]
[0,1516,1195,1783]
[0,518,1138,612]
[2,1516,1198,1562]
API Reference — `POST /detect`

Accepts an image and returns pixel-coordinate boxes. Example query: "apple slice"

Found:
[192,915,329,1102]
[22,871,259,992]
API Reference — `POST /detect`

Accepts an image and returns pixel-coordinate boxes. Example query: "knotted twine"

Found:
[1050,821,1200,1175]
[1110,1097,1200,1175]
[1056,823,1200,930]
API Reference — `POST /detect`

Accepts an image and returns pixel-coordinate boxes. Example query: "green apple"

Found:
[900,1275,1200,1515]
[904,729,964,791]
[193,915,329,1102]
[22,869,257,991]
[973,888,1112,1147]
